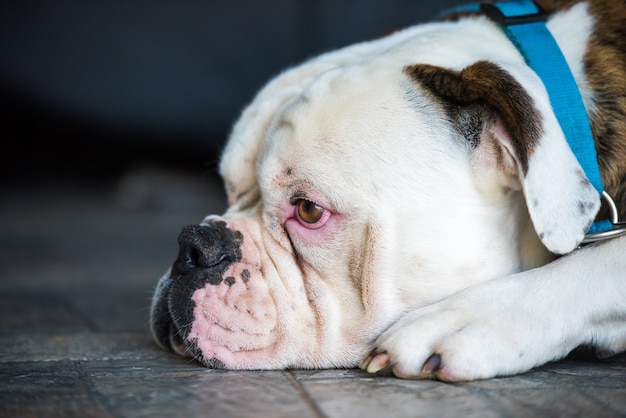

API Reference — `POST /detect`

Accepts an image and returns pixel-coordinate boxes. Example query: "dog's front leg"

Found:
[360,236,626,382]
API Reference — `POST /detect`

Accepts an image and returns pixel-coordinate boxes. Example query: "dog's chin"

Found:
[151,285,226,368]
[154,321,227,369]
[166,328,195,358]
[169,333,228,369]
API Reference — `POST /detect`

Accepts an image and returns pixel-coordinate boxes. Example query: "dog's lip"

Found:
[151,306,176,351]
[152,271,211,361]
[151,275,189,354]
[151,263,226,357]
[170,333,194,357]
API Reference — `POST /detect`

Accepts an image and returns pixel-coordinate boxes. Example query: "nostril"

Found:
[174,243,203,275]
[186,244,204,268]
[171,223,243,277]
[174,225,218,275]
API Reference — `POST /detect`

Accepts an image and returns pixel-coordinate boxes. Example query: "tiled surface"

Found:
[1,178,625,418]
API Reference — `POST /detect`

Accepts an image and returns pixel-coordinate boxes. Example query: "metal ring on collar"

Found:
[581,191,625,244]
[602,191,619,224]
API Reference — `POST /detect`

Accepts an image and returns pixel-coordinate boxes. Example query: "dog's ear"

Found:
[405,61,601,254]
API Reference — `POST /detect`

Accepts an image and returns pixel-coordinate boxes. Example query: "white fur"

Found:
[366,235,626,381]
[154,1,626,380]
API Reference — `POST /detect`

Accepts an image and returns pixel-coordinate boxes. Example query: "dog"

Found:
[150,0,626,381]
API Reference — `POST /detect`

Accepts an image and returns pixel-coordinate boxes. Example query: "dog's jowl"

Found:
[151,0,626,381]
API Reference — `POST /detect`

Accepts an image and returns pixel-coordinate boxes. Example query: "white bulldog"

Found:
[151,0,626,381]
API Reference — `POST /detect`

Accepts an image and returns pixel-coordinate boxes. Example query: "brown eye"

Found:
[296,199,325,224]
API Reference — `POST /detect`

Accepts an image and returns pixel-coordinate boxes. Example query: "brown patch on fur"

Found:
[405,61,543,175]
[438,0,626,221]
[535,0,626,221]
[577,0,626,221]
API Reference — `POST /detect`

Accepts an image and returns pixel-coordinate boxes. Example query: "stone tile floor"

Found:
[1,173,625,417]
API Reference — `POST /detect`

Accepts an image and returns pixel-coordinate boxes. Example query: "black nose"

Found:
[172,222,243,283]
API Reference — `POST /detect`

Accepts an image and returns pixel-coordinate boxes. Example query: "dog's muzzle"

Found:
[150,221,243,358]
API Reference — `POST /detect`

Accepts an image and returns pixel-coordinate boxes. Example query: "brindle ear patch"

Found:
[404,61,543,175]
[405,60,601,254]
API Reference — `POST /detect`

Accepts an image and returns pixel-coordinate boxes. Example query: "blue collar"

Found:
[446,1,613,234]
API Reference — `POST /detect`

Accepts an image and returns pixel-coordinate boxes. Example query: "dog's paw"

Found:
[359,278,574,381]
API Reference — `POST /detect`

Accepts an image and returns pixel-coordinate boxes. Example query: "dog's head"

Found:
[150,29,600,369]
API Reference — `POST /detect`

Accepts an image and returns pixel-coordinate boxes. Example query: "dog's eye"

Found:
[296,199,325,224]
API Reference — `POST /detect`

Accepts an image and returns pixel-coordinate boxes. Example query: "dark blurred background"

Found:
[0,0,464,193]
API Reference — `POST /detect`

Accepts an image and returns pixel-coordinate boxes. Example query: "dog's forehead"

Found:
[256,70,463,210]
[264,64,444,160]
[291,63,405,118]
